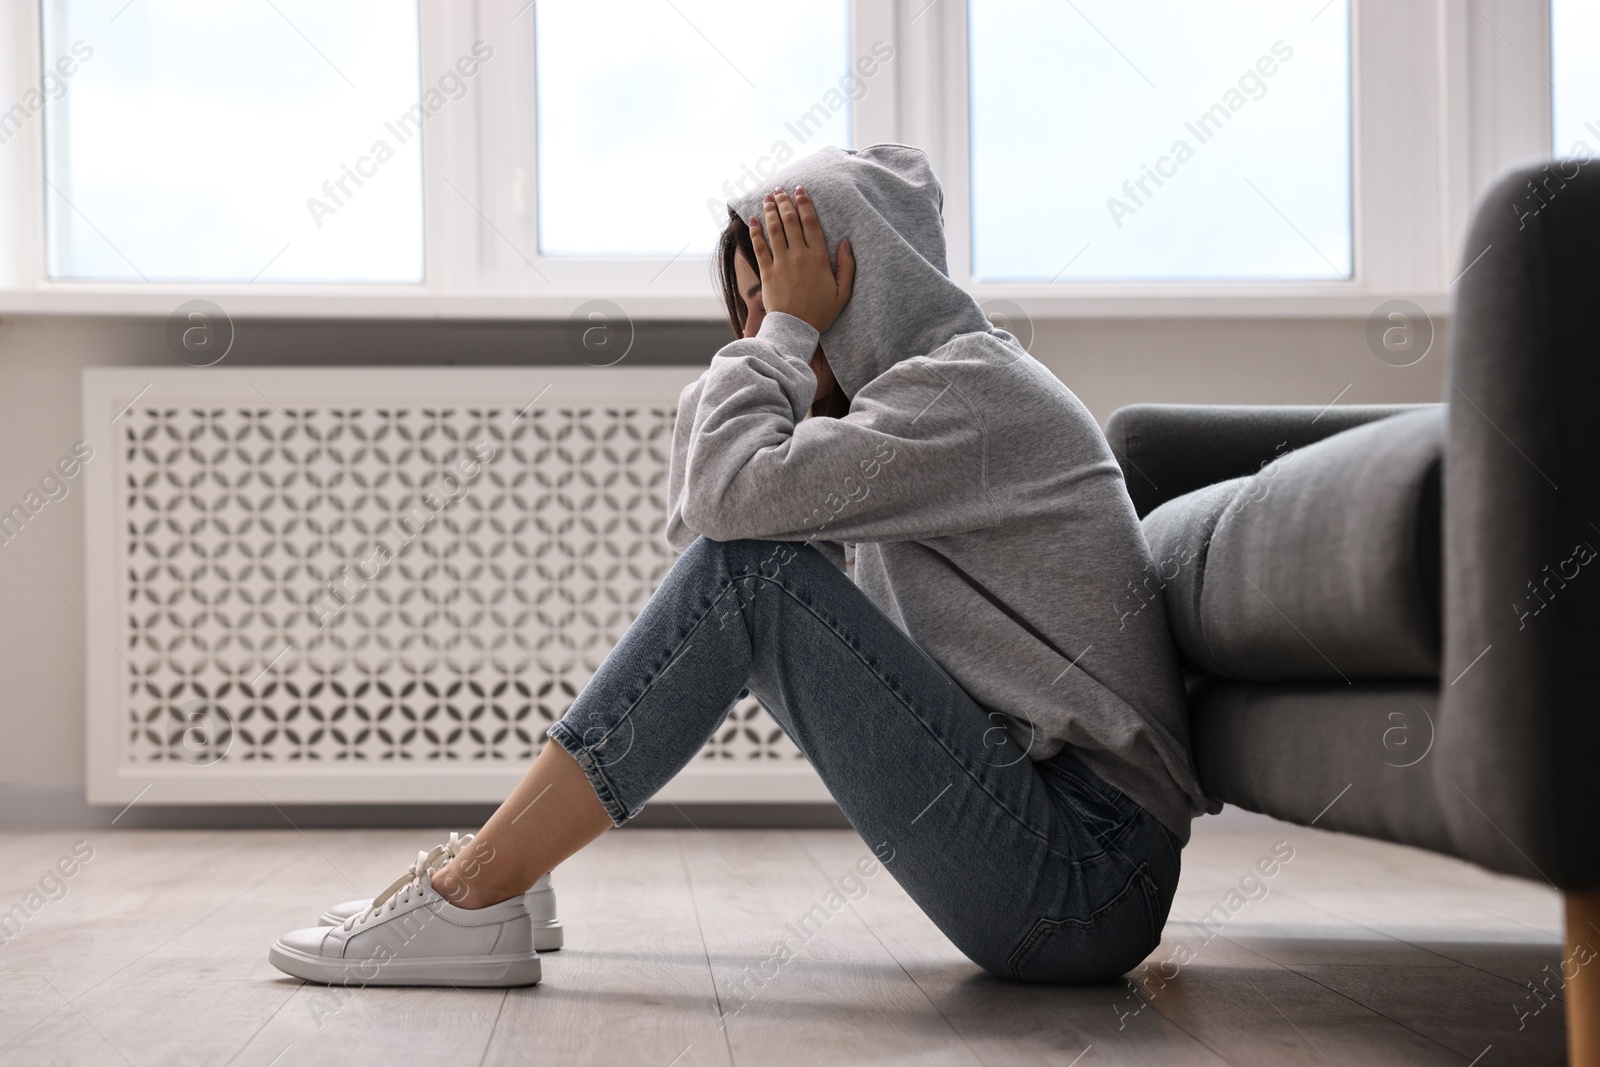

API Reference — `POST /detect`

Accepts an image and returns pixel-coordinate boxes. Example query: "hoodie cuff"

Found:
[755,312,821,363]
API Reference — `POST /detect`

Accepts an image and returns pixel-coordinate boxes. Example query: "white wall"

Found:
[0,313,1445,796]
[1028,316,1445,417]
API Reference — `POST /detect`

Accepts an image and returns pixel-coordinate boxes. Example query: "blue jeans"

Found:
[547,537,1182,982]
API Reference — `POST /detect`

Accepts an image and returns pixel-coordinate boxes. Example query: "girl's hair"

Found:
[715,208,758,339]
[716,209,850,420]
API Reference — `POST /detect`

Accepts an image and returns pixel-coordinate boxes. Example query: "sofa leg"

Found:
[1569,893,1600,1067]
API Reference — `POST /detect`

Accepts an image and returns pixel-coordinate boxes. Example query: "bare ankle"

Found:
[430,865,518,910]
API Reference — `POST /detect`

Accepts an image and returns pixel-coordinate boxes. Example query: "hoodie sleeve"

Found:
[664,312,994,552]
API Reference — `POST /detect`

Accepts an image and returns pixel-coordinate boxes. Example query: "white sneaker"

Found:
[316,833,564,952]
[269,859,541,987]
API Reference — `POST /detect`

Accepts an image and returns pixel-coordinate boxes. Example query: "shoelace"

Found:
[343,831,474,931]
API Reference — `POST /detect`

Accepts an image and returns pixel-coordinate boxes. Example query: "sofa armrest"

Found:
[1103,403,1436,517]
[1438,161,1600,890]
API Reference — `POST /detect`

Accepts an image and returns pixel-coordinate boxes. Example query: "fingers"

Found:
[793,186,825,250]
[834,238,856,299]
[772,188,805,247]
[750,184,852,332]
[748,214,773,271]
[761,195,788,254]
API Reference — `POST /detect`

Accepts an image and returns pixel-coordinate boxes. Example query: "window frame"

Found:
[471,0,895,315]
[0,0,1556,319]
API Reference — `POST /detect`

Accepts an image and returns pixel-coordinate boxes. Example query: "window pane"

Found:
[535,0,852,256]
[968,0,1352,282]
[42,0,423,283]
[1552,0,1600,156]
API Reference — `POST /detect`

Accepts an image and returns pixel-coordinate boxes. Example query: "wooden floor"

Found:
[0,811,1567,1066]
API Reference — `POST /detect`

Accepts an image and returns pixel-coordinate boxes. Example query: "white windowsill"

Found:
[0,284,1451,321]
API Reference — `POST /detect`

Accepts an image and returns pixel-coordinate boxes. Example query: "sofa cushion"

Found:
[1142,407,1443,681]
[1189,680,1453,855]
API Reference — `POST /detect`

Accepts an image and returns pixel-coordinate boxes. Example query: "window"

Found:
[41,0,423,283]
[0,0,1562,311]
[1551,0,1600,155]
[533,0,852,257]
[966,0,1352,282]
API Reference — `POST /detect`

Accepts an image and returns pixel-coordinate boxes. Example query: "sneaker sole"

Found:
[315,911,563,951]
[268,941,541,987]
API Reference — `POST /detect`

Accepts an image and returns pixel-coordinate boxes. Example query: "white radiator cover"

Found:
[82,368,825,807]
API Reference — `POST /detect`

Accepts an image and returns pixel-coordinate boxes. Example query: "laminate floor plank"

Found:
[229,985,505,1067]
[1280,885,1562,942]
[223,828,511,1067]
[483,828,737,1067]
[1245,886,1566,990]
[1295,962,1565,1065]
[1167,886,1460,971]
[1159,819,1565,980]
[0,817,1574,1066]
[0,830,316,980]
[0,830,314,1062]
[796,830,1231,1067]
[1129,935,1468,1067]
[686,829,984,1067]
[0,830,394,1066]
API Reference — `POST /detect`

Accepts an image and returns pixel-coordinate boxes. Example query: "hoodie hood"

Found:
[729,144,997,401]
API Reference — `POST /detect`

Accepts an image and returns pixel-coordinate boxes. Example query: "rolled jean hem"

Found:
[545,721,633,827]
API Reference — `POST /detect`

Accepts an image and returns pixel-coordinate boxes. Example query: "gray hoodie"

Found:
[665,144,1218,842]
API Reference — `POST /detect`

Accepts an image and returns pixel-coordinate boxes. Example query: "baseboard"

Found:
[1,782,1277,834]
[0,783,851,831]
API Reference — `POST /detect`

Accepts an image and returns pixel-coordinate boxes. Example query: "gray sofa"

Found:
[1104,161,1599,1066]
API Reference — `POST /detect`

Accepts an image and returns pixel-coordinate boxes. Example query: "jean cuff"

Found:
[545,721,633,827]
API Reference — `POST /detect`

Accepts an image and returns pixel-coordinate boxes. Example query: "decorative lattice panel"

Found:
[83,369,821,805]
